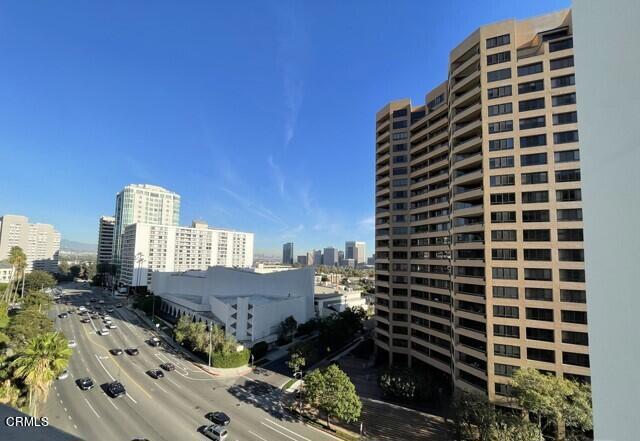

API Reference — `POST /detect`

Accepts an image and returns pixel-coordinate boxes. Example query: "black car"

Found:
[125,348,139,356]
[90,298,97,303]
[91,315,99,319]
[147,369,164,379]
[147,337,161,347]
[205,411,231,426]
[160,362,176,371]
[58,313,68,319]
[80,318,91,324]
[107,381,126,398]
[110,348,123,356]
[116,303,123,308]
[76,377,94,390]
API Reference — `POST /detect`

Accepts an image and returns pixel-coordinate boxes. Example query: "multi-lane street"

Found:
[44,283,337,441]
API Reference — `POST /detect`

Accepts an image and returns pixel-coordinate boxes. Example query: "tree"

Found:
[510,368,592,441]
[58,261,70,275]
[451,389,496,441]
[0,379,20,407]
[304,364,362,429]
[491,415,543,441]
[21,292,52,312]
[23,271,56,293]
[69,265,81,278]
[173,315,192,345]
[279,316,298,342]
[11,332,72,416]
[7,309,55,349]
[5,246,27,304]
[287,351,306,375]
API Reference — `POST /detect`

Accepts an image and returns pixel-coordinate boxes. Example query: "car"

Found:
[95,305,102,310]
[205,412,231,427]
[90,298,97,303]
[58,313,68,319]
[107,323,117,329]
[146,369,164,379]
[98,328,110,336]
[57,369,69,380]
[76,377,94,390]
[104,320,112,325]
[116,303,123,308]
[85,302,90,306]
[201,424,228,441]
[98,300,105,304]
[125,348,139,356]
[110,348,123,356]
[160,362,176,371]
[91,315,99,320]
[67,339,77,348]
[80,318,91,324]
[106,308,114,313]
[148,337,161,347]
[78,306,87,312]
[106,381,126,398]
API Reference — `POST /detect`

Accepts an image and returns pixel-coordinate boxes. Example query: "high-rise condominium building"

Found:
[282,242,294,265]
[345,241,367,266]
[323,247,338,267]
[313,249,322,266]
[374,9,588,402]
[97,216,115,265]
[112,184,181,268]
[0,214,61,273]
[120,220,254,289]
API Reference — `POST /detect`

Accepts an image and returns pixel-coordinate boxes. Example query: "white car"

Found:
[57,370,69,380]
[98,328,110,336]
[98,300,105,304]
[67,340,77,348]
[78,306,86,312]
[107,324,117,329]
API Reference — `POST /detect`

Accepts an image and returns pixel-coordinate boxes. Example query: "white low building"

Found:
[152,266,314,345]
[0,263,14,283]
[314,286,367,318]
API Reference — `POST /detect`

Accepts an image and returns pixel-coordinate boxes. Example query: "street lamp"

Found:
[208,325,213,368]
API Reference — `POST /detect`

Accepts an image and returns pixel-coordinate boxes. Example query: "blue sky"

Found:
[0,0,569,256]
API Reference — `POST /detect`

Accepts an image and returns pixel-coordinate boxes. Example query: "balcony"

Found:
[452,134,482,156]
[453,168,482,186]
[451,101,482,125]
[451,48,480,78]
[452,202,483,217]
[452,151,482,171]
[451,84,481,108]
[451,69,481,96]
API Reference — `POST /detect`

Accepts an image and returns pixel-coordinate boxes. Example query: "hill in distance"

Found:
[60,239,97,253]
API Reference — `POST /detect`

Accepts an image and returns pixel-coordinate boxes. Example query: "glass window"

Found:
[522,190,549,203]
[561,289,586,303]
[490,192,516,205]
[522,171,548,185]
[555,169,581,182]
[520,116,546,130]
[552,92,576,106]
[549,38,573,52]
[486,34,510,49]
[487,68,512,82]
[494,344,521,358]
[489,156,514,169]
[528,347,556,363]
[488,120,513,134]
[554,149,580,163]
[559,249,584,262]
[495,363,519,377]
[525,287,553,300]
[527,327,555,342]
[557,208,583,221]
[491,230,517,242]
[487,51,511,65]
[550,56,574,70]
[490,174,515,187]
[560,269,585,282]
[518,80,544,94]
[522,210,550,222]
[521,153,547,167]
[558,228,584,241]
[520,134,547,148]
[518,62,543,77]
[488,85,513,99]
[524,249,552,262]
[526,307,554,321]
[489,138,514,151]
[562,310,588,324]
[553,111,578,125]
[551,74,575,88]
[519,97,545,112]
[493,286,519,299]
[488,103,513,116]
[491,211,516,223]
[525,268,552,281]
[392,120,407,129]
[494,305,519,318]
[492,248,517,260]
[392,143,408,152]
[523,229,551,242]
[493,267,518,280]
[556,189,582,202]
[554,131,579,144]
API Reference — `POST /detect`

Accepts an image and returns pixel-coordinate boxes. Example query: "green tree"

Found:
[189,321,209,353]
[286,351,306,375]
[173,315,192,345]
[5,246,27,304]
[491,415,543,441]
[452,389,496,441]
[279,315,298,342]
[304,364,362,429]
[511,368,592,441]
[23,271,56,293]
[7,309,55,349]
[21,292,52,312]
[58,261,70,275]
[11,332,72,416]
[0,379,20,407]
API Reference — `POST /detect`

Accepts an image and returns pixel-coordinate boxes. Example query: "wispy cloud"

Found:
[280,223,304,239]
[267,155,286,197]
[220,187,286,227]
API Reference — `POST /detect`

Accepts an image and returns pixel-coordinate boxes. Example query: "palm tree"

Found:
[0,379,20,407]
[5,247,27,304]
[11,332,72,416]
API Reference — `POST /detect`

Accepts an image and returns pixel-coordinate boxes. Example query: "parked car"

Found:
[76,377,94,390]
[160,362,176,371]
[116,303,123,308]
[146,369,164,379]
[106,381,126,398]
[205,412,231,426]
[201,425,228,441]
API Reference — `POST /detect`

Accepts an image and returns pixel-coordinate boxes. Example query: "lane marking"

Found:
[104,395,119,410]
[84,398,100,418]
[152,382,169,394]
[94,354,115,381]
[248,431,270,441]
[166,376,181,388]
[304,424,342,440]
[127,393,137,404]
[260,422,298,441]
[263,419,312,441]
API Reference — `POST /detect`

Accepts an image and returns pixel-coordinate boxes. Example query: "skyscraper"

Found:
[313,249,322,266]
[112,184,181,271]
[345,241,366,266]
[375,9,588,402]
[323,247,337,267]
[97,216,115,265]
[282,242,294,265]
[0,214,61,273]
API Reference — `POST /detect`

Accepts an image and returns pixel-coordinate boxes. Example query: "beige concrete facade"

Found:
[374,9,588,401]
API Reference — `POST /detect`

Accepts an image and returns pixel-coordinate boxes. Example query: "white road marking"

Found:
[263,419,311,441]
[84,398,100,418]
[104,395,119,410]
[64,407,67,412]
[127,393,137,404]
[73,424,78,429]
[249,431,270,441]
[153,382,169,394]
[94,354,115,381]
[260,422,298,441]
[304,424,342,440]
[166,376,181,388]
[68,415,72,420]
[59,400,63,404]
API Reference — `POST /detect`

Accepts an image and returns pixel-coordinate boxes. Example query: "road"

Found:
[43,282,339,441]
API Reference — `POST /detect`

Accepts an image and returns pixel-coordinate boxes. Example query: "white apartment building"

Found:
[345,241,366,266]
[0,214,61,273]
[112,184,181,266]
[152,266,315,345]
[120,220,254,288]
[97,216,115,265]
[0,263,14,283]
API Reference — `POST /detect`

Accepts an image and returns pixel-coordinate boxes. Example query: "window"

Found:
[490,192,515,205]
[495,344,520,358]
[487,51,511,65]
[520,116,546,130]
[495,383,514,396]
[525,287,553,300]
[563,352,590,368]
[392,178,408,187]
[518,80,544,94]
[489,138,514,151]
[555,169,580,182]
[518,62,543,76]
[554,131,579,144]
[527,327,555,342]
[521,153,547,167]
[392,120,407,129]
[492,248,517,260]
[493,286,519,299]
[560,269,585,283]
[522,191,549,203]
[491,211,516,223]
[549,38,573,52]
[526,307,554,321]
[488,120,513,134]
[523,229,550,241]
[562,310,587,324]
[488,103,513,116]
[524,248,552,261]
[520,134,547,148]
[551,74,575,88]
[552,92,576,106]
[557,208,583,221]
[525,268,552,281]
[519,97,545,112]
[491,230,517,242]
[556,189,582,202]
[558,228,584,241]
[494,305,519,318]
[550,56,574,70]
[487,68,511,82]
[392,155,407,163]
[489,156,514,169]
[486,34,510,48]
[561,289,586,303]
[495,363,518,377]
[522,171,548,185]
[488,85,512,99]
[493,267,518,280]
[393,167,408,175]
[392,143,408,152]
[562,331,588,346]
[523,210,550,223]
[528,348,556,363]
[553,111,578,125]
[393,109,408,117]
[494,325,520,338]
[559,249,584,262]
[392,132,408,140]
[490,174,515,187]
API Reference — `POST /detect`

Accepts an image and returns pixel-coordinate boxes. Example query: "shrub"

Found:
[211,348,250,368]
[251,341,269,361]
